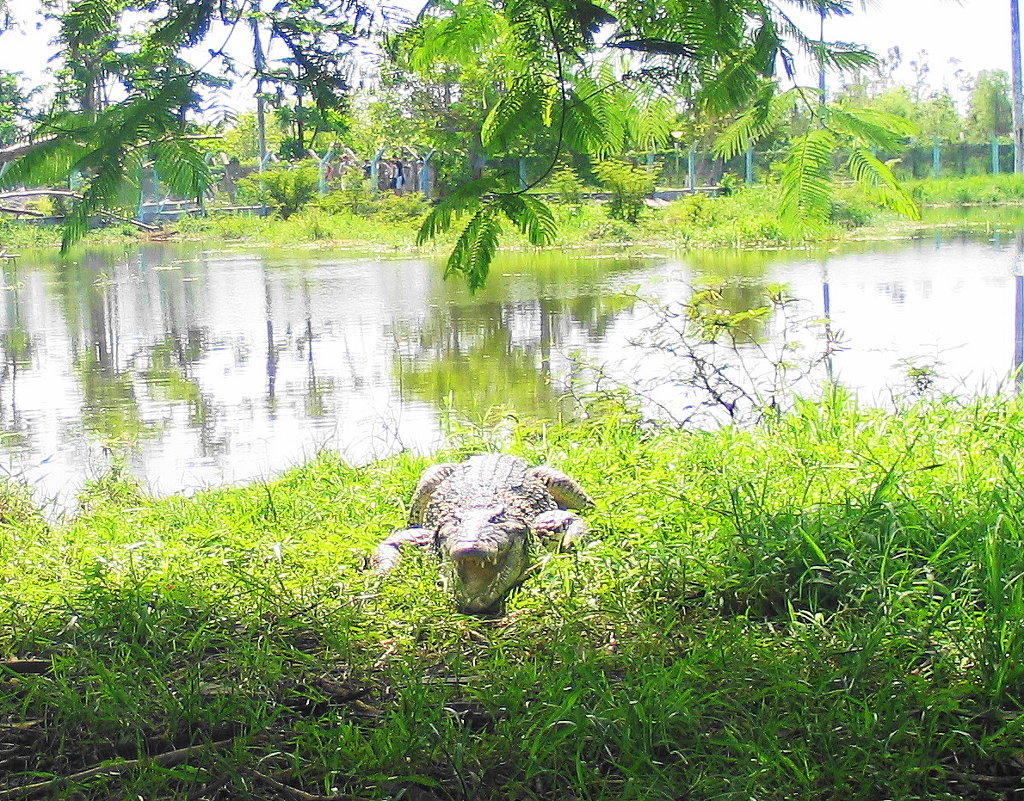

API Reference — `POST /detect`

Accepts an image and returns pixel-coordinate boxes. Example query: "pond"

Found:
[2,214,1024,513]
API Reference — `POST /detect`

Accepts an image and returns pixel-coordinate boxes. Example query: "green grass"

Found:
[910,173,1024,205]
[5,175,1024,257]
[2,391,1023,799]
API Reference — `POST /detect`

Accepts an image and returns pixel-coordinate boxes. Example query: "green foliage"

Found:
[967,70,1012,141]
[4,396,1024,797]
[416,177,558,290]
[6,0,911,286]
[0,77,212,251]
[545,163,586,207]
[718,101,920,231]
[0,71,31,146]
[911,173,1024,205]
[401,0,883,286]
[239,163,320,219]
[593,159,656,224]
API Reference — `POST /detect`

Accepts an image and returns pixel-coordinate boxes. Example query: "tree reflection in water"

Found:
[0,228,1019,511]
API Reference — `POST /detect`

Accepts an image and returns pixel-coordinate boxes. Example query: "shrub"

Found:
[239,161,320,218]
[318,167,377,216]
[593,159,657,224]
[546,164,586,208]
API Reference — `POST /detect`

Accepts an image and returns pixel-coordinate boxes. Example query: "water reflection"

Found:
[0,246,652,510]
[394,291,638,420]
[1,216,1024,512]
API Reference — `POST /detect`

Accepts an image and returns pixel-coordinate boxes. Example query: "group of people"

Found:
[316,147,429,195]
[374,155,424,194]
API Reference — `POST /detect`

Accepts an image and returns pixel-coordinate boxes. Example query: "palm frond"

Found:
[444,206,503,291]
[846,147,920,219]
[779,128,836,228]
[493,193,558,245]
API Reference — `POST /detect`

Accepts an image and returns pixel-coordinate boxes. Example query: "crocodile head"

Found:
[436,505,531,614]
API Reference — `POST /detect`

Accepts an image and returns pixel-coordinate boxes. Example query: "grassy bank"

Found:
[3,175,1024,256]
[1,392,1023,799]
[910,173,1024,205]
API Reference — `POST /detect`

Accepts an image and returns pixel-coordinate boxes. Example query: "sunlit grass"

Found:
[1,391,1023,798]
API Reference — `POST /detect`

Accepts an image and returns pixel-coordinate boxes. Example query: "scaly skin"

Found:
[373,454,594,613]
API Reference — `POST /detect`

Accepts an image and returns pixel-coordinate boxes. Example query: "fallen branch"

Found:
[0,660,50,675]
[0,190,159,232]
[244,769,368,801]
[0,739,232,799]
[0,206,45,218]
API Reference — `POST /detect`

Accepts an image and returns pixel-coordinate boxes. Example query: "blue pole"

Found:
[370,148,385,192]
[993,134,1001,174]
[687,148,696,191]
[318,143,336,195]
[745,146,754,185]
[421,150,436,199]
[932,138,941,178]
[518,157,528,191]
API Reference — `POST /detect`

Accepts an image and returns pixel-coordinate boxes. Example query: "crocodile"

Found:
[373,454,594,613]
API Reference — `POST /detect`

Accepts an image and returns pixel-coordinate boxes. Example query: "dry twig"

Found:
[0,739,232,799]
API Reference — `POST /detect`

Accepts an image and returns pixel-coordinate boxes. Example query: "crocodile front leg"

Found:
[527,466,595,510]
[372,527,434,573]
[530,510,588,551]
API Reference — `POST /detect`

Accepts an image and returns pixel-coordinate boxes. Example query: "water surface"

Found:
[2,217,1023,512]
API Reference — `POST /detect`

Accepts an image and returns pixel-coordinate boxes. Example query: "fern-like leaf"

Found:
[714,85,797,159]
[416,176,498,245]
[779,128,837,228]
[846,148,920,219]
[445,206,503,291]
[826,106,917,152]
[494,193,558,245]
[481,74,547,149]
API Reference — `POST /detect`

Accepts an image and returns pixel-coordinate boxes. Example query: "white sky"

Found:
[0,0,1011,112]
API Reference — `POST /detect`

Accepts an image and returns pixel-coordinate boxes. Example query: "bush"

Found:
[318,167,377,216]
[546,164,586,208]
[239,161,320,218]
[318,185,428,223]
[593,159,657,223]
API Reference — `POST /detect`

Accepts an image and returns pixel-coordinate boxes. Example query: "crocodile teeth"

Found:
[460,557,497,569]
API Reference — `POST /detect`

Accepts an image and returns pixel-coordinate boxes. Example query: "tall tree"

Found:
[967,70,1012,142]
[0,72,31,146]
[0,0,376,248]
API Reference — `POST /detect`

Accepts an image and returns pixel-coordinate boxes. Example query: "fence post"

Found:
[370,148,385,193]
[687,148,696,191]
[421,150,436,199]
[745,146,754,185]
[932,138,941,178]
[318,143,336,195]
[993,134,1001,174]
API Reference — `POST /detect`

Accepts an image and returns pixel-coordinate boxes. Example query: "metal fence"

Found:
[490,140,1022,192]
